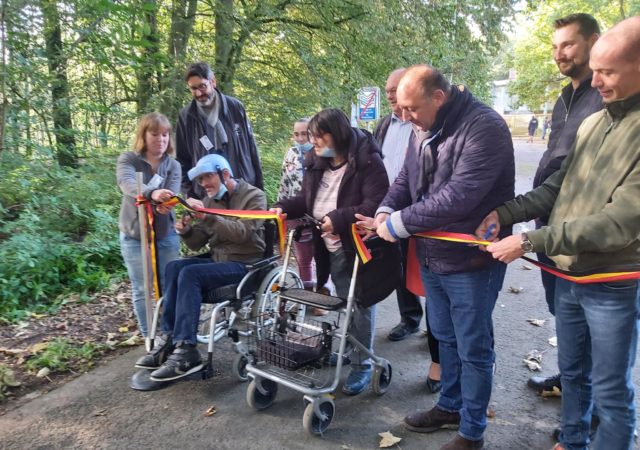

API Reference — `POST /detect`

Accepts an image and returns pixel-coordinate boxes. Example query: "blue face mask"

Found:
[296,142,313,153]
[212,182,227,200]
[317,147,337,158]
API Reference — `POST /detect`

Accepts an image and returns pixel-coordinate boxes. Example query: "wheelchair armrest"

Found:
[244,255,280,271]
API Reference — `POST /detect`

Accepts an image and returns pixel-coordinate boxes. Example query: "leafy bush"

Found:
[25,338,107,373]
[259,139,288,205]
[0,153,125,321]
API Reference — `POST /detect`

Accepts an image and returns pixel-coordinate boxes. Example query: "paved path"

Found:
[1,140,638,450]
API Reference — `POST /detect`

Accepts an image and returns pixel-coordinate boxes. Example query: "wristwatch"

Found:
[521,232,534,253]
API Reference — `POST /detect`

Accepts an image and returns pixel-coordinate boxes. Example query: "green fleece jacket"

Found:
[497,93,640,272]
[181,180,266,263]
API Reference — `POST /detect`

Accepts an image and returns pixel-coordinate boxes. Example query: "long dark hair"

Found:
[308,108,352,154]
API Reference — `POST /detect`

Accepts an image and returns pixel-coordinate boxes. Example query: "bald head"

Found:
[385,68,407,116]
[396,65,451,131]
[590,16,640,102]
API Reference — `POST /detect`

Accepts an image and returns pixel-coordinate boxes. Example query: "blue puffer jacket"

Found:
[378,87,515,274]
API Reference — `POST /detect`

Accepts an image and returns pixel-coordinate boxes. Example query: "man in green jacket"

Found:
[476,16,640,450]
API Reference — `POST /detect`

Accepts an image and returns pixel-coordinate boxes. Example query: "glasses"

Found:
[188,82,209,93]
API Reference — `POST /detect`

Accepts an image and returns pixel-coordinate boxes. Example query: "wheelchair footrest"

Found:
[279,288,346,311]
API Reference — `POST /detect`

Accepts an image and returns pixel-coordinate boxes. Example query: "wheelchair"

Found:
[130,221,304,391]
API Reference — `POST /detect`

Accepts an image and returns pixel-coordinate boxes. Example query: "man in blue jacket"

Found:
[359,64,514,450]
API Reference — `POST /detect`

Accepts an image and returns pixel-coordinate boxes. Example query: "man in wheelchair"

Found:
[135,154,267,381]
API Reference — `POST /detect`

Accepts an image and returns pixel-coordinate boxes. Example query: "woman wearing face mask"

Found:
[271,108,389,396]
[277,118,326,314]
[117,112,182,337]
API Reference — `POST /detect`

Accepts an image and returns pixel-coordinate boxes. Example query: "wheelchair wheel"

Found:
[302,397,335,436]
[231,353,249,382]
[372,359,392,395]
[246,377,278,410]
[253,267,303,321]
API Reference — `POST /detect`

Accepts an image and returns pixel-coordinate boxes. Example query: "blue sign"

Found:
[357,87,380,122]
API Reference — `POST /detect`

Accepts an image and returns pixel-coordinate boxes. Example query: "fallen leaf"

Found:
[93,408,107,416]
[31,342,49,354]
[31,313,46,319]
[523,359,541,371]
[486,406,495,418]
[341,445,352,450]
[1,368,22,387]
[379,431,402,448]
[520,265,533,270]
[541,386,562,397]
[204,405,217,417]
[118,326,129,333]
[16,321,29,330]
[0,347,27,356]
[525,349,544,363]
[118,335,141,347]
[526,319,546,327]
[508,286,523,294]
[548,336,557,347]
[36,367,51,378]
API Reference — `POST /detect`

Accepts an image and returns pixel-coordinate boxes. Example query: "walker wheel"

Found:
[246,378,278,410]
[231,353,249,382]
[302,397,335,436]
[372,359,392,395]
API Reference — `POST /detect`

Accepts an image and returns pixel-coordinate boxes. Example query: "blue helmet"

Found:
[187,154,234,181]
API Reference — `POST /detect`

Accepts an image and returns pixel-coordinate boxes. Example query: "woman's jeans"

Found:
[120,232,180,337]
[555,278,639,450]
[421,261,506,441]
[160,257,248,345]
[328,248,375,371]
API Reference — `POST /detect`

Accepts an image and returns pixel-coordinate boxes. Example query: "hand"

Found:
[175,215,192,234]
[269,207,283,216]
[354,213,377,240]
[320,215,334,233]
[475,210,500,242]
[186,197,206,220]
[376,219,397,243]
[486,234,523,264]
[156,205,171,215]
[151,189,174,203]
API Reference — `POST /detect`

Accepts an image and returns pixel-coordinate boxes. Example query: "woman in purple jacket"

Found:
[272,108,389,396]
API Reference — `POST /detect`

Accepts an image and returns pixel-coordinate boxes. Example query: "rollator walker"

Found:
[243,224,393,435]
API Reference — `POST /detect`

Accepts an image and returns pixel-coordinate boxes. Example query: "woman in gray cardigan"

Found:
[117,112,181,337]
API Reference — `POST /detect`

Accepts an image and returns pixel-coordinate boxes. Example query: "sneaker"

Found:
[440,435,484,450]
[528,373,562,395]
[388,322,420,341]
[327,352,351,367]
[134,335,174,369]
[341,366,372,396]
[404,406,461,433]
[149,344,204,381]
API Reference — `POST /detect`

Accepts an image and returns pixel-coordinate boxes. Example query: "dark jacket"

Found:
[378,86,515,274]
[275,128,389,287]
[533,77,602,187]
[373,113,392,147]
[175,90,263,198]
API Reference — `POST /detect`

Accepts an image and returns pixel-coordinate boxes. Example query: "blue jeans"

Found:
[555,278,639,450]
[119,232,180,336]
[329,248,375,371]
[421,261,506,441]
[160,257,248,345]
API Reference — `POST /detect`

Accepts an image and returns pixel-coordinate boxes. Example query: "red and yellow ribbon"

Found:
[351,224,372,264]
[415,230,640,285]
[136,196,162,301]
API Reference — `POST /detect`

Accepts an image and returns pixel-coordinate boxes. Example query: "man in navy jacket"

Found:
[359,64,514,450]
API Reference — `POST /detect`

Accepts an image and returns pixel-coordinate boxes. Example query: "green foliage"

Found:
[259,139,289,205]
[25,338,107,374]
[0,153,125,321]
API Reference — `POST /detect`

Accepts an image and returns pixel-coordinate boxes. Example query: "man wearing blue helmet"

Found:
[135,154,267,381]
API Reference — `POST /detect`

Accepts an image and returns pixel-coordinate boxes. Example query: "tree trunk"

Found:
[40,0,77,167]
[162,0,197,122]
[214,0,234,94]
[136,0,160,114]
